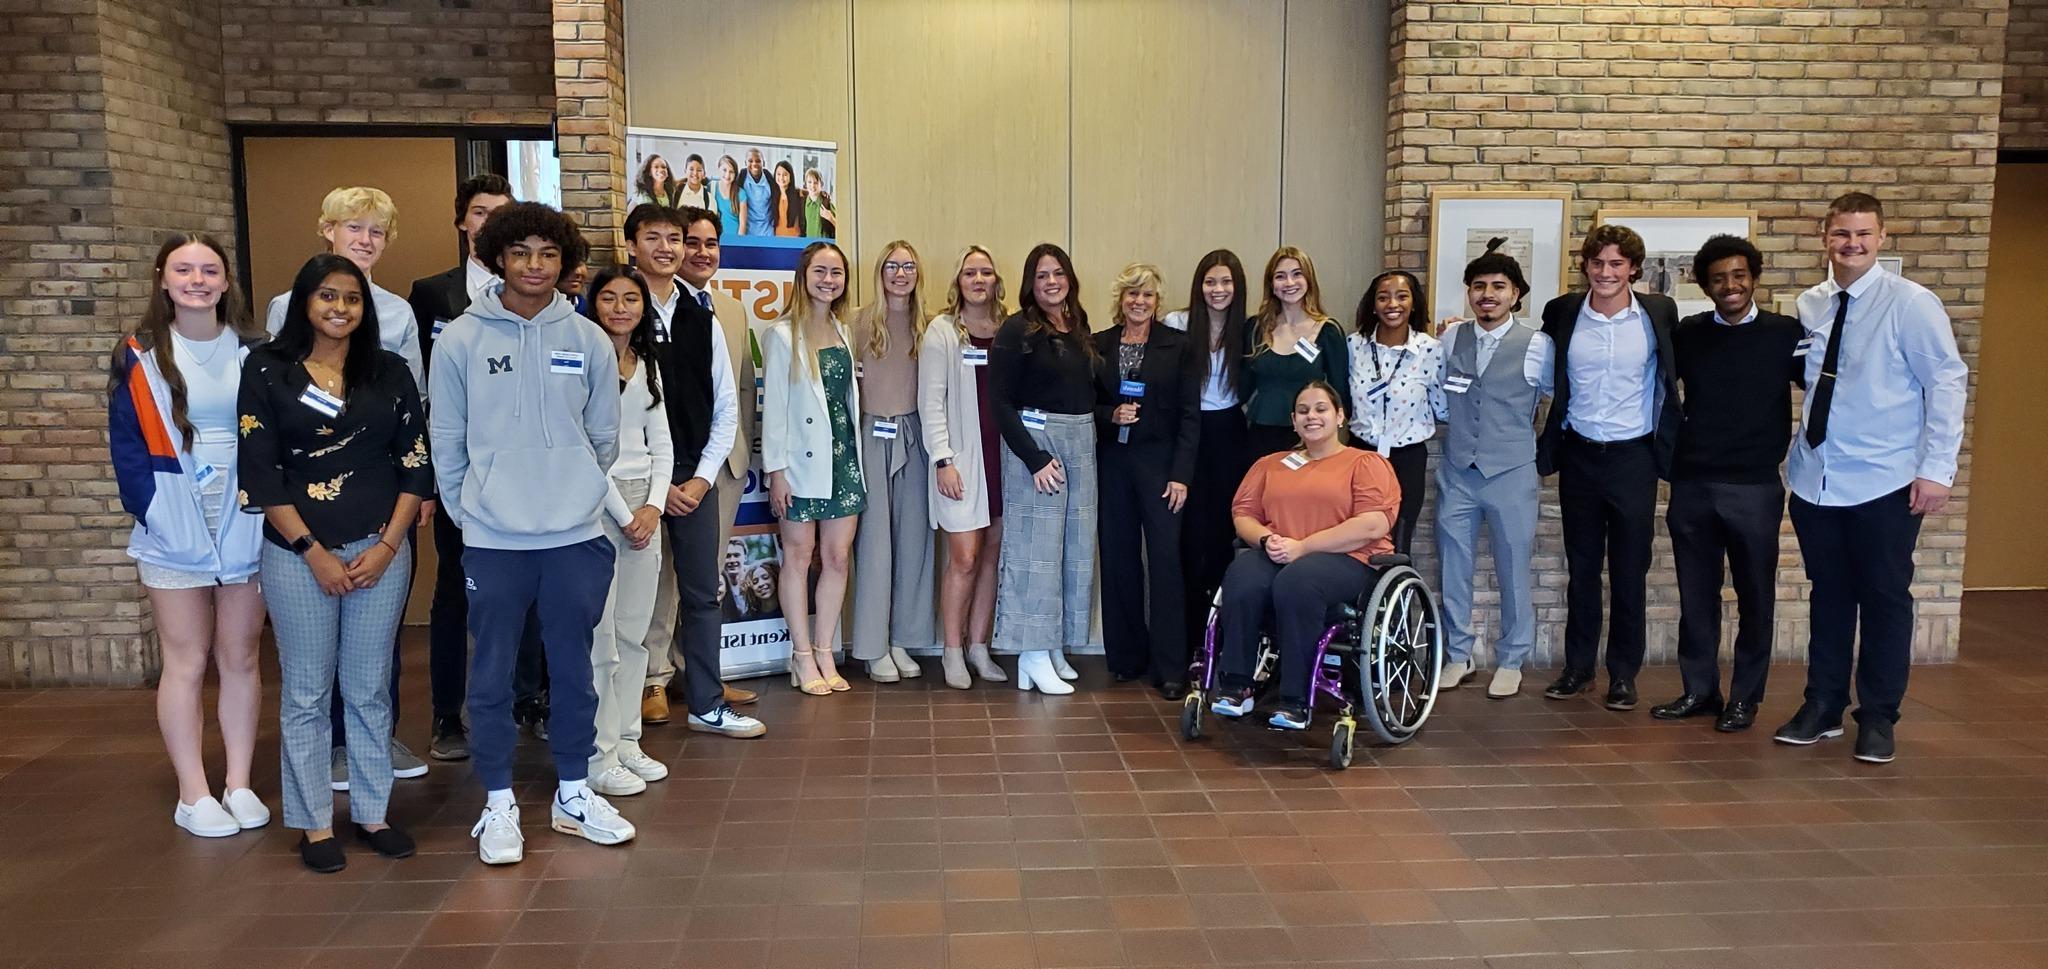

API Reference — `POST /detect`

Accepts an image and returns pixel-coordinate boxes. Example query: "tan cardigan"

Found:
[917,314,992,532]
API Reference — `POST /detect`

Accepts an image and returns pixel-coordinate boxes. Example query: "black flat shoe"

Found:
[1112,671,1143,684]
[353,823,416,859]
[1772,703,1845,745]
[1650,692,1723,720]
[1543,671,1592,700]
[1158,682,1187,702]
[298,834,346,873]
[1603,679,1637,711]
[1715,701,1757,733]
[1853,719,1896,764]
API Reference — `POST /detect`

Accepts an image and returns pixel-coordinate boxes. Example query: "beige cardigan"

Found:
[917,314,992,532]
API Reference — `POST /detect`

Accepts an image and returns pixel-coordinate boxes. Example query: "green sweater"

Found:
[1240,321,1352,427]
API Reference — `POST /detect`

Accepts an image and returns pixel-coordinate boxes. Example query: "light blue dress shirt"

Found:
[1561,293,1657,442]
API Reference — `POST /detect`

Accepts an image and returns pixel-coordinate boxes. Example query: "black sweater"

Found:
[990,311,1096,472]
[1670,308,1805,484]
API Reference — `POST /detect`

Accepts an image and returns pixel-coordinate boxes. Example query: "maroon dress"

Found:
[970,333,1002,519]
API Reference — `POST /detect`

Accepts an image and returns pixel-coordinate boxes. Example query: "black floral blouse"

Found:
[237,346,434,550]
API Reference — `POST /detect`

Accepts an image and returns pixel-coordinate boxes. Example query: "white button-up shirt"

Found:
[1562,293,1657,441]
[1786,264,1968,507]
[1162,310,1240,410]
[1346,329,1444,449]
[464,257,495,301]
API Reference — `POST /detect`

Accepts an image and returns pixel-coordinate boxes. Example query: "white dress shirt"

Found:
[1346,329,1444,449]
[648,277,686,342]
[464,257,495,300]
[1562,293,1657,441]
[1161,309,1241,410]
[1786,264,1968,507]
[604,359,676,525]
[266,280,425,393]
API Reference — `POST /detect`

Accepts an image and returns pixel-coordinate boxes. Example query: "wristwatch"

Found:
[934,458,953,469]
[289,534,317,556]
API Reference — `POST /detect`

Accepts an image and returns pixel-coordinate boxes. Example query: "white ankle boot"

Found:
[866,653,901,683]
[889,646,922,678]
[968,643,1006,682]
[1051,648,1079,681]
[940,648,972,689]
[1017,651,1075,695]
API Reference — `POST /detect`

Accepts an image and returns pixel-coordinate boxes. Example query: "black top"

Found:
[1536,290,1683,479]
[1671,308,1805,484]
[1092,324,1203,484]
[991,311,1096,472]
[654,295,716,481]
[407,265,469,378]
[237,346,435,549]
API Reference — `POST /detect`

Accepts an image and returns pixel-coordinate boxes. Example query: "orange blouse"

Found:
[1231,447,1402,563]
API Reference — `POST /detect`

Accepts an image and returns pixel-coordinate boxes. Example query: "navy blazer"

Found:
[1535,290,1682,479]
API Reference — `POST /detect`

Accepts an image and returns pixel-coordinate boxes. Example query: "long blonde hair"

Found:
[919,244,1009,349]
[851,240,924,361]
[777,241,852,382]
[1255,245,1330,349]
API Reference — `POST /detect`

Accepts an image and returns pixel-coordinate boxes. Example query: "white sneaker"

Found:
[687,704,767,738]
[1051,648,1080,681]
[889,646,922,679]
[1441,661,1473,689]
[471,803,524,865]
[222,788,270,829]
[1487,668,1523,699]
[589,764,647,797]
[173,796,240,838]
[620,749,669,782]
[1016,651,1075,695]
[551,789,636,846]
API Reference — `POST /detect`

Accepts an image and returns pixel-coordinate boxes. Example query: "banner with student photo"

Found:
[624,126,841,679]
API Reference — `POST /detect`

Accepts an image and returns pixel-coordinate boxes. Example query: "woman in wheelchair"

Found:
[1212,381,1402,730]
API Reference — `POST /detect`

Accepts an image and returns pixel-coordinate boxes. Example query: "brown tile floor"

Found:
[3,592,2047,969]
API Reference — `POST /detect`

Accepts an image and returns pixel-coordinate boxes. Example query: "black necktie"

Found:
[1804,290,1849,449]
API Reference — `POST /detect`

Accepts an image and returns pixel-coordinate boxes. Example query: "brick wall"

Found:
[1384,0,2005,666]
[219,0,555,126]
[554,0,627,270]
[2010,0,2048,148]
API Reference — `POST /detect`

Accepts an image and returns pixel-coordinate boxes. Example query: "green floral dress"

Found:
[784,346,867,522]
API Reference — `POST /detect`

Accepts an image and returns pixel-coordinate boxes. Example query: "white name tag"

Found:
[1444,374,1474,394]
[1021,409,1048,431]
[1794,337,1814,358]
[872,419,899,440]
[1293,337,1320,362]
[299,385,344,418]
[549,350,585,374]
[1366,379,1391,401]
[856,363,866,380]
[431,318,449,337]
[962,347,989,366]
[1282,451,1308,470]
[192,463,218,487]
[1376,440,1392,458]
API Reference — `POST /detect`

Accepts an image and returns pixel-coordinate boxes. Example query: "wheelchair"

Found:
[1180,550,1445,769]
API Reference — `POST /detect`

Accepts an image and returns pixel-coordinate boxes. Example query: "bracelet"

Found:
[378,539,401,556]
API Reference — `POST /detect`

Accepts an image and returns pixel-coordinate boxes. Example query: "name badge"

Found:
[192,463,218,487]
[431,318,449,337]
[1376,440,1392,458]
[1366,379,1391,401]
[856,363,866,380]
[962,347,989,366]
[872,419,899,440]
[299,385,344,418]
[1793,337,1814,358]
[1444,374,1474,394]
[1021,409,1048,431]
[1293,337,1320,362]
[1119,379,1146,398]
[549,350,585,374]
[1282,451,1308,470]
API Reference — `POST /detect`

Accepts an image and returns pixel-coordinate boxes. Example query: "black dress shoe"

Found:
[1714,701,1757,733]
[1772,703,1845,745]
[1158,682,1187,702]
[1650,692,1723,720]
[1603,679,1637,711]
[353,823,416,859]
[1853,719,1896,764]
[1112,671,1143,684]
[1543,671,1592,700]
[298,834,346,873]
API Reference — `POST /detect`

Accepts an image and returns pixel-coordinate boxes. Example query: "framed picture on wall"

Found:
[1427,189,1571,327]
[1594,207,1757,317]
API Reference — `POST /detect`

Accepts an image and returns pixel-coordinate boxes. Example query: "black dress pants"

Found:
[1789,486,1922,725]
[1182,408,1249,658]
[1557,432,1657,682]
[1219,551,1368,705]
[665,480,726,717]
[1099,442,1186,685]
[1666,479,1784,704]
[1361,441,1427,554]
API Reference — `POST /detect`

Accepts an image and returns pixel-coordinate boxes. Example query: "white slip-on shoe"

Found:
[551,790,636,846]
[1016,651,1076,696]
[889,646,922,679]
[1051,648,1080,681]
[865,653,901,683]
[619,749,669,782]
[471,803,524,865]
[1440,661,1473,689]
[222,788,270,829]
[589,764,647,797]
[173,796,241,838]
[1487,668,1523,699]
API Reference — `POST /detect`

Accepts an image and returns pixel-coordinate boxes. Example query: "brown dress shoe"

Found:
[641,685,670,724]
[723,683,759,706]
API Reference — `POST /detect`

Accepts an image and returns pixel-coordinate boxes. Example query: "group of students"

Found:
[109,178,1963,874]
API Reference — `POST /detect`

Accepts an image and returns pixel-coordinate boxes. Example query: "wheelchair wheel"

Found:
[1357,565,1443,745]
[1180,692,1205,741]
[1329,717,1354,770]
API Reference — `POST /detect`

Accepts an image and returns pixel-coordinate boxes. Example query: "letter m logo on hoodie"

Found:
[487,355,513,374]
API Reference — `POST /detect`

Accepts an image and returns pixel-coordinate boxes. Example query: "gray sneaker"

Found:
[329,747,349,792]
[391,739,429,779]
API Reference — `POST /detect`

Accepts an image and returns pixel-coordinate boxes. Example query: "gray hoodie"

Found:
[428,282,621,551]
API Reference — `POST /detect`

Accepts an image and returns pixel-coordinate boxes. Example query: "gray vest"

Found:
[1443,321,1540,478]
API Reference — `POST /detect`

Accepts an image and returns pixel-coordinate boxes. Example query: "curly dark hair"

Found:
[1579,224,1646,282]
[1691,234,1762,296]
[475,202,588,279]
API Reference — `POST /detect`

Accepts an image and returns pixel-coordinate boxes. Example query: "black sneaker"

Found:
[1543,671,1592,700]
[515,695,550,742]
[353,823,417,859]
[1603,679,1637,711]
[1266,705,1310,731]
[298,834,346,874]
[1853,719,1896,764]
[1772,704,1845,745]
[429,716,470,761]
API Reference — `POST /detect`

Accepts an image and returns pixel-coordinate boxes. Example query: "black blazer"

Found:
[407,265,471,375]
[1093,324,1203,484]
[1535,290,1682,478]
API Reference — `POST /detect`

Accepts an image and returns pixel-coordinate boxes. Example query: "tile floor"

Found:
[1,592,2044,969]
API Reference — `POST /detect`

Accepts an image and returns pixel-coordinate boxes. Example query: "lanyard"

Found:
[1370,340,1411,437]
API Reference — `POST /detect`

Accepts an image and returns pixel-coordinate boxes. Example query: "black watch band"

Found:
[935,458,953,469]
[289,534,317,556]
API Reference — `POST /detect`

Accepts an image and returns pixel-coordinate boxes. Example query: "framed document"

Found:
[1427,189,1572,326]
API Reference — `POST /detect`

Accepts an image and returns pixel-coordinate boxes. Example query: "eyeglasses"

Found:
[882,262,917,275]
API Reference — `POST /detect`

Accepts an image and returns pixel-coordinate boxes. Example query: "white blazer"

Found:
[917,315,991,532]
[760,316,866,500]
